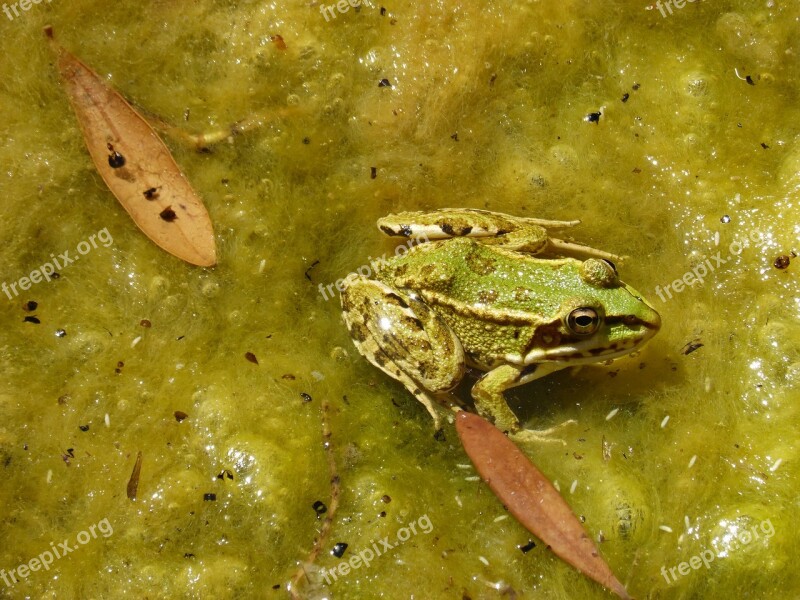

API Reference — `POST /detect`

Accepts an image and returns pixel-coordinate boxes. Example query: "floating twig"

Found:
[289,398,340,598]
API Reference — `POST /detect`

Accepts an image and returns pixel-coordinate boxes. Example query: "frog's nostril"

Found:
[650,309,662,330]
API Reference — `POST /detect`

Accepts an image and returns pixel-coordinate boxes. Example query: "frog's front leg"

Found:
[341,276,466,431]
[471,362,575,443]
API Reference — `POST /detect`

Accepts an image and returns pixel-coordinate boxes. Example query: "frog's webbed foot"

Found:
[340,276,465,432]
[510,419,578,446]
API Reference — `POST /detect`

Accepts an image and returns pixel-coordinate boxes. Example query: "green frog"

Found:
[340,208,661,442]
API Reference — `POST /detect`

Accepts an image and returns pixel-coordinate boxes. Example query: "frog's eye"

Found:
[567,307,601,335]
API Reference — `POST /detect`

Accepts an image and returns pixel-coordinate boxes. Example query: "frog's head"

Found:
[534,259,661,365]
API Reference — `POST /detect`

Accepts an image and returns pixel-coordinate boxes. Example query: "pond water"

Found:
[0,1,797,598]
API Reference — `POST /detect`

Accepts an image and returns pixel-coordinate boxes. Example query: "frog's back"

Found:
[380,237,659,369]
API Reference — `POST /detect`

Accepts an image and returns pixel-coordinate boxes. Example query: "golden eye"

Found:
[567,307,601,335]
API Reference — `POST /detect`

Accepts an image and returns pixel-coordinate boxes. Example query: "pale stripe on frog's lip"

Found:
[519,314,661,365]
[505,310,661,365]
[522,340,641,365]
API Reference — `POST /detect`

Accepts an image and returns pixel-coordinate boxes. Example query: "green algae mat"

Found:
[1,1,798,598]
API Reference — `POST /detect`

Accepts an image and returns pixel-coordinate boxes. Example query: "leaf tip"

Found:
[196,253,217,268]
[609,578,633,600]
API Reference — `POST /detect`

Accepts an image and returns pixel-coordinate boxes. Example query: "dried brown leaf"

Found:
[44,26,216,267]
[455,411,631,600]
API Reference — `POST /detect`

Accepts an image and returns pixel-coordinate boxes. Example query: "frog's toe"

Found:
[511,419,578,445]
[511,430,567,445]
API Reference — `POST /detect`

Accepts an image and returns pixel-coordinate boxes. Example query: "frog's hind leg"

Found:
[378,209,621,260]
[341,276,466,430]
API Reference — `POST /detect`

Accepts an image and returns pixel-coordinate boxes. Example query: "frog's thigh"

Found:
[471,362,566,432]
[341,277,465,426]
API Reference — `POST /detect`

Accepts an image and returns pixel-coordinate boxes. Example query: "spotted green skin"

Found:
[341,209,661,438]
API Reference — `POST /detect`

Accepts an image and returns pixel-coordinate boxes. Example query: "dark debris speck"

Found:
[774,255,791,270]
[519,540,536,553]
[159,207,178,222]
[682,340,704,355]
[331,542,348,558]
[108,151,126,168]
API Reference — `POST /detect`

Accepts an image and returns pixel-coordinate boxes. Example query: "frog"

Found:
[340,208,661,442]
